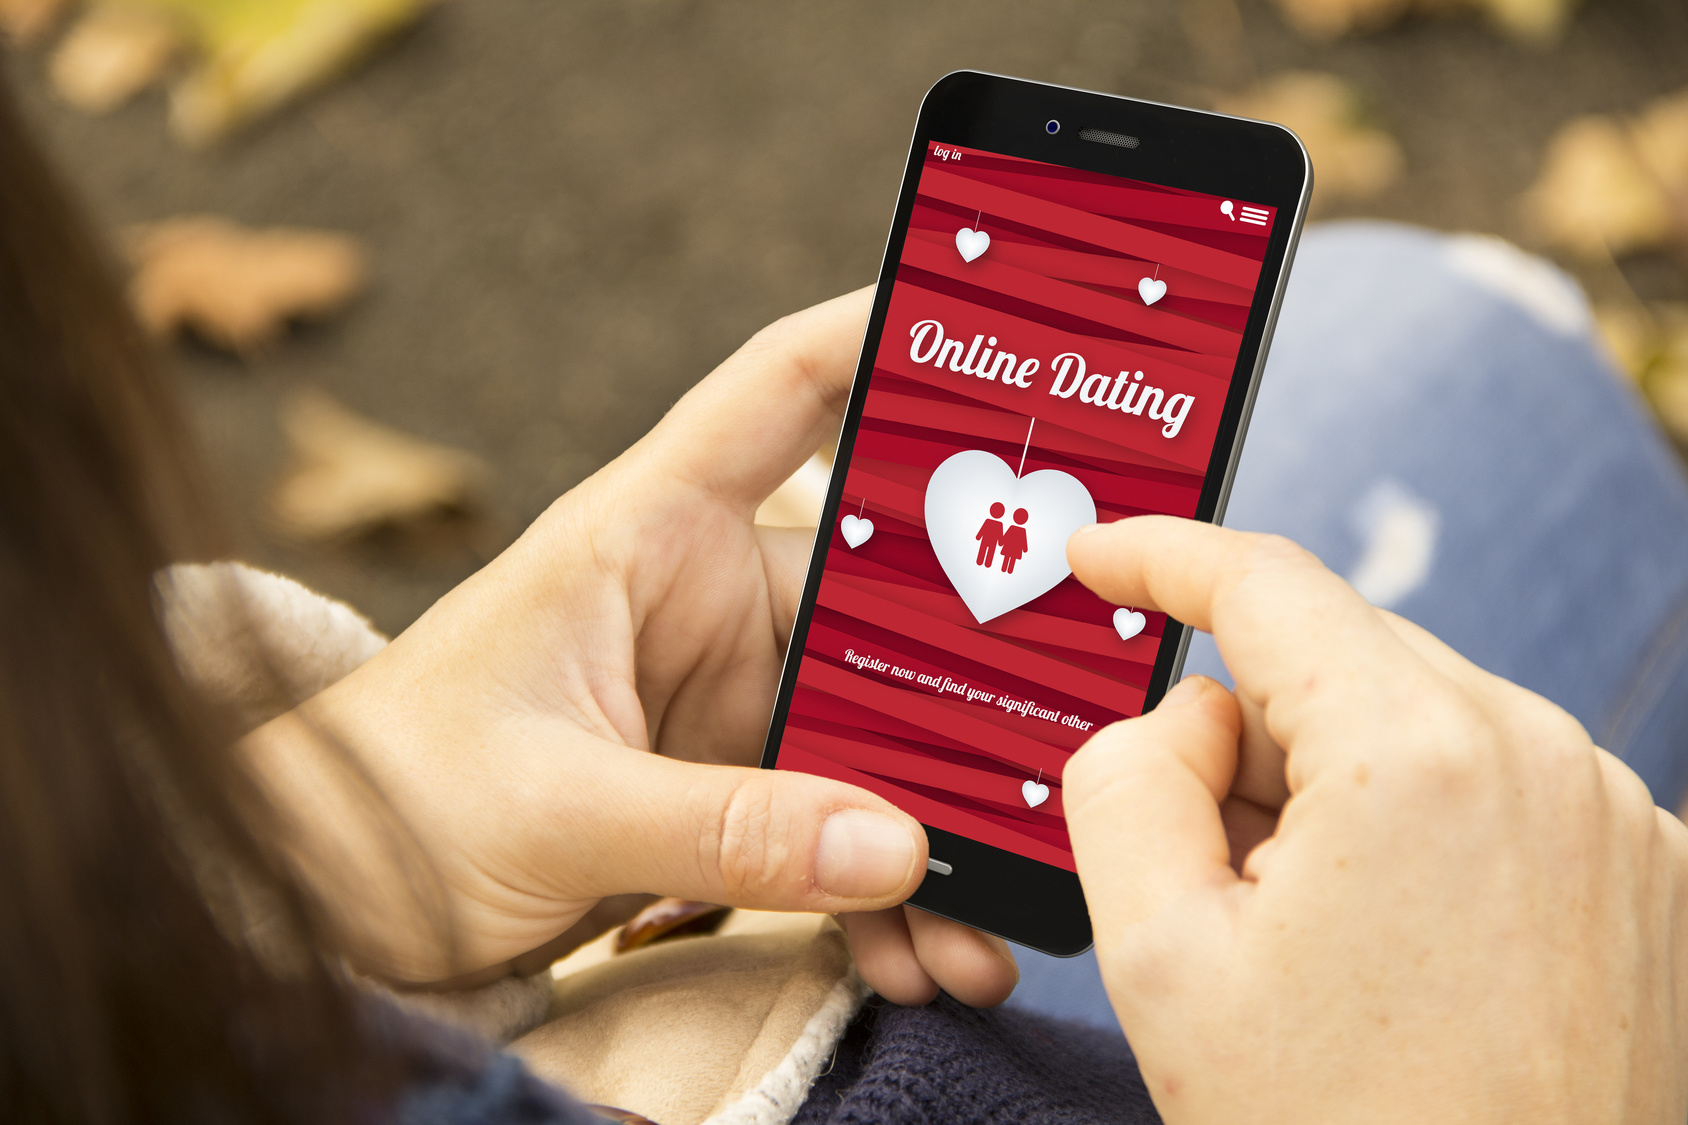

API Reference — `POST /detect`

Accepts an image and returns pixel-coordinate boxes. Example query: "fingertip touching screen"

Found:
[773,140,1278,872]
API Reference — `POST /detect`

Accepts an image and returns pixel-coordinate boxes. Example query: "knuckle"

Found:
[1595,750,1659,827]
[709,776,788,898]
[1500,689,1593,759]
[1245,532,1321,572]
[1393,692,1496,791]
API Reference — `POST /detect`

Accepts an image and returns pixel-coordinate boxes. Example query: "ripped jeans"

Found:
[1011,220,1688,1032]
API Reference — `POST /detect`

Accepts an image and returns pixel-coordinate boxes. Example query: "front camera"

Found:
[1045,119,1061,135]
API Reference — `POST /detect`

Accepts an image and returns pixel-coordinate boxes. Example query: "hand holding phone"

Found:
[246,287,1015,1003]
[763,72,1310,954]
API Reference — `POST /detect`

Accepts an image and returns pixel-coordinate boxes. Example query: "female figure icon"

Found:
[999,508,1030,573]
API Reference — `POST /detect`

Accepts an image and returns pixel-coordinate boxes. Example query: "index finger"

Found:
[634,287,873,512]
[1067,517,1443,775]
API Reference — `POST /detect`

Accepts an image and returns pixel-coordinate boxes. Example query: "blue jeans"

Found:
[1009,220,1688,1032]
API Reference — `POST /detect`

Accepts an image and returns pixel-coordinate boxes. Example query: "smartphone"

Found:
[760,71,1310,956]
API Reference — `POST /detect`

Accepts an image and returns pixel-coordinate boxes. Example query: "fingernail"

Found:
[815,809,917,899]
[1071,522,1103,537]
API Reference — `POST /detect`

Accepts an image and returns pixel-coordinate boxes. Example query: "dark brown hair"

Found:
[0,71,397,1123]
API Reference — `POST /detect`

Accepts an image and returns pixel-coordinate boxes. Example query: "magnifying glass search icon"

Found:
[1220,200,1235,220]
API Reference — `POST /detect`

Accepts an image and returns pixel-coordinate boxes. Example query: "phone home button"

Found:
[926,858,953,876]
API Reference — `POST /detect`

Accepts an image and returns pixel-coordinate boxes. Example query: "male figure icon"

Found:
[999,508,1030,574]
[975,502,1007,567]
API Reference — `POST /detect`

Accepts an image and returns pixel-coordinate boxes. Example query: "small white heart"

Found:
[840,514,874,549]
[1113,607,1146,641]
[955,227,991,263]
[1138,277,1167,306]
[1021,780,1050,808]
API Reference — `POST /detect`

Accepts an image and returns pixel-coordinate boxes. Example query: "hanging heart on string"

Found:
[840,514,874,548]
[1113,607,1146,640]
[955,227,990,263]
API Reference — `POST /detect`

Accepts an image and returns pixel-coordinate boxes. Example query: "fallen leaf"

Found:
[1438,0,1578,43]
[158,0,425,147]
[1597,301,1688,444]
[1270,0,1577,43]
[1270,0,1410,39]
[271,388,487,541]
[0,0,73,44]
[50,4,182,113]
[1593,301,1655,382]
[1522,116,1676,260]
[126,215,367,353]
[1522,89,1688,262]
[1631,88,1688,234]
[1217,72,1403,210]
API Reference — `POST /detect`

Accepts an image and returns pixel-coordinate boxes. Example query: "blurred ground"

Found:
[9,0,1688,634]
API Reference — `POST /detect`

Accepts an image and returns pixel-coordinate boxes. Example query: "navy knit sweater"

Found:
[393,993,1160,1125]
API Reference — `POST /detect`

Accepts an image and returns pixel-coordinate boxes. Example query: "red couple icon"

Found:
[974,502,1029,574]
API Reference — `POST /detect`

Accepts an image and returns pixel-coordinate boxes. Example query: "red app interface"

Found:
[778,141,1277,871]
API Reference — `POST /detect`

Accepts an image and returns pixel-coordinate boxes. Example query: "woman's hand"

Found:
[1064,517,1688,1123]
[244,288,1015,1006]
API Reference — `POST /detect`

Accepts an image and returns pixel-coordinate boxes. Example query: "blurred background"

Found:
[5,0,1685,634]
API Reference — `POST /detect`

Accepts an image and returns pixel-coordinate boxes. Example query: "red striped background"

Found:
[777,142,1275,871]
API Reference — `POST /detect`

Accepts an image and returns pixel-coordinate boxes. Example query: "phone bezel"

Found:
[760,71,1311,957]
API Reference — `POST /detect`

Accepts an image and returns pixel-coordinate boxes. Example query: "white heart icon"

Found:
[924,449,1097,624]
[955,227,990,263]
[1113,607,1146,640]
[1138,277,1167,305]
[1021,780,1049,808]
[840,514,874,549]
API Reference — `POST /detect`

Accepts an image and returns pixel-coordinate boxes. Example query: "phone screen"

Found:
[772,139,1280,873]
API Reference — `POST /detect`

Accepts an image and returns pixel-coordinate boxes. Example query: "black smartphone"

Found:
[760,71,1310,955]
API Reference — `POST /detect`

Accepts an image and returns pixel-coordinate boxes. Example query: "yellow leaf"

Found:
[1522,115,1677,259]
[50,4,181,113]
[271,389,487,541]
[1217,72,1403,210]
[125,215,367,353]
[1269,0,1410,39]
[1631,88,1688,222]
[1472,0,1577,44]
[1592,302,1655,383]
[1270,0,1577,43]
[155,0,424,146]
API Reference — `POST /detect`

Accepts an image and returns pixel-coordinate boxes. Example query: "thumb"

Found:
[560,745,929,913]
[1065,676,1243,941]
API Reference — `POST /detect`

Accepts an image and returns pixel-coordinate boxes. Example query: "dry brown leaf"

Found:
[271,389,487,541]
[1522,91,1688,261]
[1646,364,1688,446]
[50,5,181,113]
[1597,302,1688,443]
[164,0,424,147]
[1593,302,1655,383]
[0,0,73,44]
[1217,72,1403,210]
[126,216,367,353]
[1270,0,1409,39]
[1522,116,1675,259]
[1271,0,1576,43]
[1632,88,1688,228]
